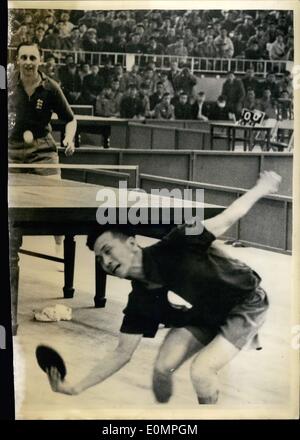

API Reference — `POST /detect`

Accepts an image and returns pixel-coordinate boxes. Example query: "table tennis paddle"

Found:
[35,345,67,380]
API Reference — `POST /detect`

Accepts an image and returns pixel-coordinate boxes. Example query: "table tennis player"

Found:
[8,42,77,252]
[8,42,77,174]
[47,171,281,405]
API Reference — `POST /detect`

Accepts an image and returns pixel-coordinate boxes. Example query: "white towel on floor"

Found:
[34,304,72,322]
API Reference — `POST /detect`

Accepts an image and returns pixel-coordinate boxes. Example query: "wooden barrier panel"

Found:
[144,120,185,128]
[59,148,119,165]
[194,153,261,189]
[128,124,152,149]
[152,127,176,149]
[239,198,286,251]
[139,173,292,253]
[184,121,211,131]
[121,151,191,180]
[262,155,293,197]
[177,130,207,150]
[110,124,128,149]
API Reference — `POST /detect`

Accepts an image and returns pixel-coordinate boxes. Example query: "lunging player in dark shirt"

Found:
[46,171,281,405]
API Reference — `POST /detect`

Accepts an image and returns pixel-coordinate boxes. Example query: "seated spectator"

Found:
[149,82,164,111]
[78,62,91,83]
[125,33,145,53]
[78,11,98,29]
[59,11,74,35]
[40,54,60,83]
[241,88,259,111]
[278,70,293,98]
[221,71,245,115]
[242,67,260,97]
[183,27,198,46]
[82,28,100,52]
[95,86,120,117]
[166,37,188,57]
[159,27,177,47]
[99,59,115,87]
[235,15,256,40]
[214,28,234,58]
[269,33,286,60]
[41,28,62,51]
[186,40,197,56]
[138,83,151,118]
[110,78,123,110]
[209,95,235,121]
[174,67,197,96]
[264,21,278,44]
[158,71,174,96]
[113,64,127,92]
[33,26,46,45]
[96,12,113,39]
[10,23,31,46]
[221,10,238,33]
[260,71,280,99]
[124,64,142,90]
[62,27,83,51]
[99,33,117,53]
[78,23,87,39]
[196,35,218,58]
[80,64,105,106]
[168,61,181,92]
[257,88,277,119]
[141,67,156,94]
[154,93,175,120]
[120,85,145,119]
[191,92,210,121]
[145,37,164,54]
[174,92,192,119]
[248,26,268,57]
[245,40,264,60]
[60,62,82,104]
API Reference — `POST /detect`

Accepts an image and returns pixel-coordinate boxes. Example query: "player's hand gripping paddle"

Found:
[35,345,66,381]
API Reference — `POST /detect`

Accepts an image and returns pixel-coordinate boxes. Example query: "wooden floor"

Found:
[13,235,295,419]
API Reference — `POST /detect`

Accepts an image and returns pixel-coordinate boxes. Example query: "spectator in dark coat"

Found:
[209,96,235,121]
[174,67,197,96]
[120,85,145,119]
[174,92,193,119]
[242,68,260,97]
[191,92,210,121]
[59,63,82,104]
[80,64,105,106]
[221,71,245,115]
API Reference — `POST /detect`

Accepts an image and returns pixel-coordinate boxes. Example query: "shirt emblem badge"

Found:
[36,99,44,110]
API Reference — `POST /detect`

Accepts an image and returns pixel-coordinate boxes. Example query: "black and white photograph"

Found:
[7,0,299,420]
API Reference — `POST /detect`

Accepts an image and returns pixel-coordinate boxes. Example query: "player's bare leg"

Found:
[152,326,212,403]
[190,334,240,404]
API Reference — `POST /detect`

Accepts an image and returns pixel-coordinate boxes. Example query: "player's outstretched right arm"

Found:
[204,171,282,238]
[47,333,142,395]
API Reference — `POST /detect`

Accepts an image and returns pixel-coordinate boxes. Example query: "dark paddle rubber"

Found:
[35,345,67,380]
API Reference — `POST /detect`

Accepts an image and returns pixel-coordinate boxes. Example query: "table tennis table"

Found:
[8,173,224,335]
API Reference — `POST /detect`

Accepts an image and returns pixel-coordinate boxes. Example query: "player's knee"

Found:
[154,356,177,375]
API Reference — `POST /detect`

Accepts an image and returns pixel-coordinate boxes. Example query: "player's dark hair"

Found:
[86,226,132,251]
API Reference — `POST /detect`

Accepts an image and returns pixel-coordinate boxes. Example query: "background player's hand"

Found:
[256,171,282,195]
[46,366,78,395]
[63,137,75,156]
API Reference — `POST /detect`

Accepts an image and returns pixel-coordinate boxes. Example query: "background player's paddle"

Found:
[35,345,66,380]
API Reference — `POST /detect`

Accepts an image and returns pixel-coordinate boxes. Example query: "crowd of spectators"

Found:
[38,55,293,122]
[10,9,294,61]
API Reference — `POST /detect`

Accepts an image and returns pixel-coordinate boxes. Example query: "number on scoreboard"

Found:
[239,108,265,126]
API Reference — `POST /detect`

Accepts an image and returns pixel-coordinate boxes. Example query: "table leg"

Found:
[9,226,22,336]
[63,235,75,298]
[94,256,107,308]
